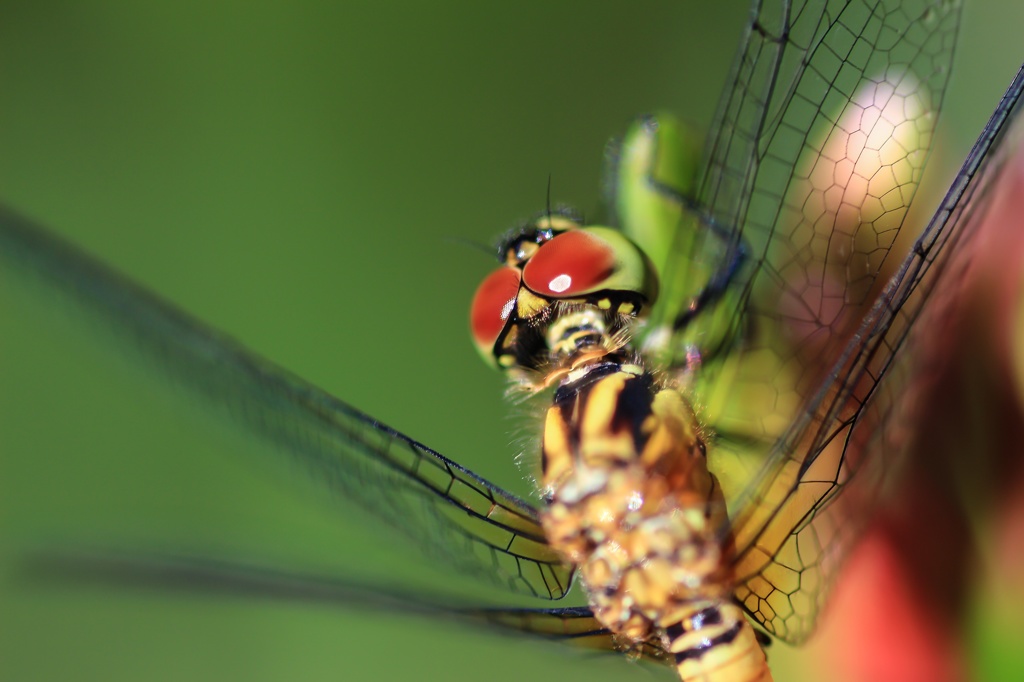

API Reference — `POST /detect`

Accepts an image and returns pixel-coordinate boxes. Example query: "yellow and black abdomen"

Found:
[663,602,770,682]
[538,361,771,682]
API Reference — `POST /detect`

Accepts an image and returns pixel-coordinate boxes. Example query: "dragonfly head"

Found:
[470,211,659,378]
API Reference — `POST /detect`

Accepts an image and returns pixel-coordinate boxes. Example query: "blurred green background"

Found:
[1,1,1022,681]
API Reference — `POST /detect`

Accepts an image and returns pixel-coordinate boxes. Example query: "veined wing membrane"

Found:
[473,606,667,661]
[659,0,980,644]
[731,64,1024,643]
[700,0,959,310]
[30,547,667,661]
[686,0,960,462]
[0,206,571,600]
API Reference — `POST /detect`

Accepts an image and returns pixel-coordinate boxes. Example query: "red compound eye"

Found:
[470,266,520,351]
[521,229,617,297]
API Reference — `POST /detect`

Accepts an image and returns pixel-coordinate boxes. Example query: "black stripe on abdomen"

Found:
[672,621,742,664]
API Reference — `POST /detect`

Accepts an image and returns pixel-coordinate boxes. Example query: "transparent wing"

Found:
[730,63,1024,644]
[654,0,999,645]
[700,0,959,300]
[0,206,572,600]
[472,607,668,661]
[686,0,961,454]
[28,547,668,662]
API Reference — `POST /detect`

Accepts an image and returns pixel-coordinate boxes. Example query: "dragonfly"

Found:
[2,1,1023,681]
